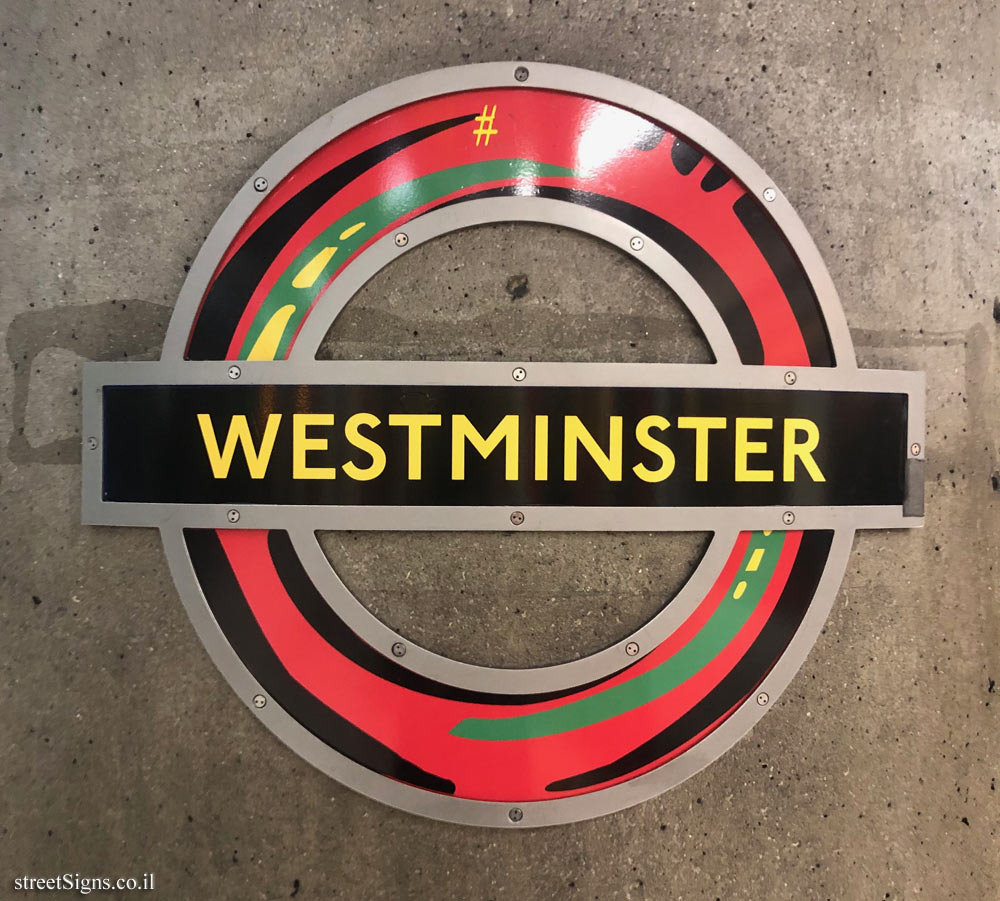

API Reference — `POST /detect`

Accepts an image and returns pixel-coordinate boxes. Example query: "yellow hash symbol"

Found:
[472,104,498,147]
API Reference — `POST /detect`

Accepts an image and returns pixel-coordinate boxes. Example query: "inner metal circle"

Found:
[317,222,713,668]
[287,201,737,690]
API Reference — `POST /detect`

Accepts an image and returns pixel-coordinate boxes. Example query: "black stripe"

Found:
[732,194,835,366]
[670,138,702,175]
[185,114,478,360]
[267,530,637,705]
[700,164,731,193]
[426,185,764,365]
[545,530,833,792]
[185,529,456,794]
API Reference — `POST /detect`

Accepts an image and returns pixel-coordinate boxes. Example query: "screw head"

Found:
[783,370,797,385]
[763,187,777,202]
[629,235,645,252]
[252,694,267,708]
[86,436,98,450]
[514,66,529,82]
[391,642,407,658]
[394,232,409,247]
[228,365,241,380]
[911,442,922,456]
[510,510,525,526]
[782,511,796,526]
[227,509,240,524]
[253,176,268,192]
[625,641,640,656]
[756,691,769,706]
[512,366,527,382]
[508,807,524,822]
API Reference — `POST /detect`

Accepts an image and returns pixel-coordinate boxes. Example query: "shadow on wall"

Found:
[6,300,170,465]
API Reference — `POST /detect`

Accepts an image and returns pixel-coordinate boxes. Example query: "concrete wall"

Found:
[1,0,997,898]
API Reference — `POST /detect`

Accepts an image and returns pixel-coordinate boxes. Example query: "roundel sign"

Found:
[82,63,925,826]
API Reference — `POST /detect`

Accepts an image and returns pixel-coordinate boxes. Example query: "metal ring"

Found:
[156,62,858,826]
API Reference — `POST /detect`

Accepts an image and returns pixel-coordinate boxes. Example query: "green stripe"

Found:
[450,530,786,741]
[238,159,576,360]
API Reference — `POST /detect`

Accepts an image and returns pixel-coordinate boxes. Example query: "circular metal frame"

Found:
[161,62,855,365]
[158,62,858,826]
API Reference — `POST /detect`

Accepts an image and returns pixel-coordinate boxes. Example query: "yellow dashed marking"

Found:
[339,221,366,241]
[247,304,297,361]
[292,246,338,289]
[746,547,766,572]
[733,580,747,600]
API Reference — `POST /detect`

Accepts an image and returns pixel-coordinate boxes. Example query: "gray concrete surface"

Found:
[1,0,998,898]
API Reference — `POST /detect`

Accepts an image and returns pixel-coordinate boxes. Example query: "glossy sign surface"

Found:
[99,382,909,507]
[81,64,924,826]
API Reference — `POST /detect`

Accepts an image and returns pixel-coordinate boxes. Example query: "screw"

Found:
[391,642,407,658]
[86,436,98,450]
[227,509,240,524]
[228,365,241,380]
[253,176,268,192]
[253,694,267,708]
[512,366,526,382]
[625,641,640,656]
[783,370,797,385]
[508,807,524,823]
[763,187,777,202]
[510,510,525,526]
[514,66,529,82]
[911,442,922,456]
[629,235,644,252]
[782,511,795,526]
[394,232,409,247]
[756,692,769,706]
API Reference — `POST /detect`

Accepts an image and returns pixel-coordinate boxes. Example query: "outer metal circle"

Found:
[161,63,855,363]
[158,62,857,826]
